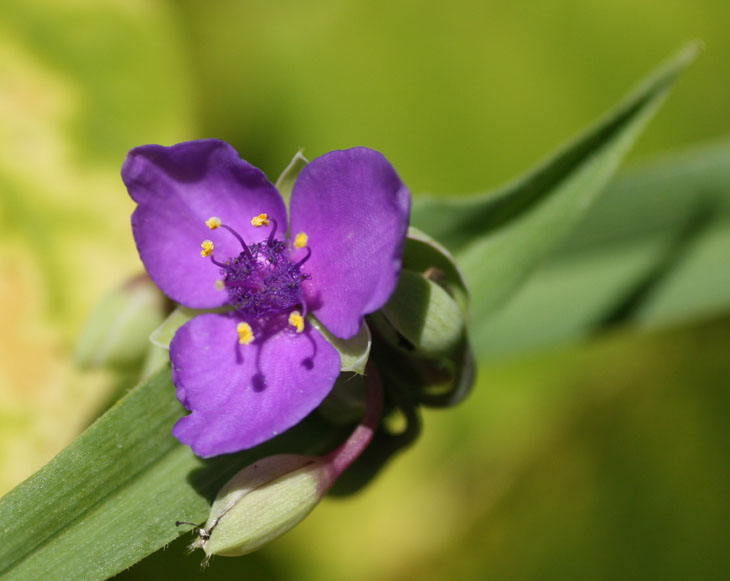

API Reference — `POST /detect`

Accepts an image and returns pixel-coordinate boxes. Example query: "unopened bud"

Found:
[75,274,168,369]
[193,454,334,557]
[402,227,470,317]
[186,367,384,559]
[381,269,465,356]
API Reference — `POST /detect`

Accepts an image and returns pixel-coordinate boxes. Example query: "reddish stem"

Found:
[323,364,384,486]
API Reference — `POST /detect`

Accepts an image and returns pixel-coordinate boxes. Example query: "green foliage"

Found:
[0,369,342,580]
[411,45,698,329]
[472,138,730,359]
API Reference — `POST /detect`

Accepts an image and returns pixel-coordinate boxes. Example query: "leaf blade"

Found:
[0,369,340,580]
[472,138,730,359]
[411,44,698,325]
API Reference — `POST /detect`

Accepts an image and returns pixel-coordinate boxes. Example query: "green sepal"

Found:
[309,317,372,374]
[275,149,308,212]
[149,305,231,349]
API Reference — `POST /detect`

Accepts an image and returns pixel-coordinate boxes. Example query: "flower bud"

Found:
[193,454,334,557]
[381,269,465,356]
[187,368,384,559]
[402,226,470,317]
[74,274,168,369]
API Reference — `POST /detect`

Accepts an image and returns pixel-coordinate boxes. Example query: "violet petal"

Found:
[170,312,340,457]
[123,139,287,308]
[289,147,410,339]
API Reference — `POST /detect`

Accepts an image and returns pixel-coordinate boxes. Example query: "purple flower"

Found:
[122,140,410,457]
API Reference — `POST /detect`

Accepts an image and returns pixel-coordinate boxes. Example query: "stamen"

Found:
[250,213,279,243]
[219,224,253,259]
[294,232,308,248]
[201,236,227,266]
[294,246,312,268]
[237,322,255,345]
[251,213,270,227]
[200,217,310,320]
[288,311,305,333]
[200,240,214,257]
[205,216,221,230]
[210,256,227,268]
[267,217,278,243]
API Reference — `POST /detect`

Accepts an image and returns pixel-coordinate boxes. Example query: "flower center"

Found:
[201,215,311,325]
[221,237,308,317]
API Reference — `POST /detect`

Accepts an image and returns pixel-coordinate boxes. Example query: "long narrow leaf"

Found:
[0,368,340,580]
[472,138,730,359]
[411,44,698,326]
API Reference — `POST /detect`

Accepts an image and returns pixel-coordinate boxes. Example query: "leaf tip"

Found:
[676,40,703,67]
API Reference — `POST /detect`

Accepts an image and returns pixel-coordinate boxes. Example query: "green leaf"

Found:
[411,44,698,327]
[471,138,730,359]
[0,369,342,581]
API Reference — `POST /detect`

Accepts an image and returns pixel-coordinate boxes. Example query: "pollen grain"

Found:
[205,216,221,229]
[288,311,305,333]
[294,232,308,248]
[237,322,255,345]
[251,213,270,227]
[200,240,215,257]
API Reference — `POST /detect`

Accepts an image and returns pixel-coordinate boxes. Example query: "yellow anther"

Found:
[251,213,270,227]
[214,279,225,291]
[237,322,255,345]
[205,216,221,230]
[294,232,309,249]
[288,311,305,333]
[200,240,215,257]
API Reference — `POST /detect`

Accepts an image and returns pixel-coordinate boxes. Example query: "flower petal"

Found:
[123,139,287,308]
[289,147,410,339]
[170,312,340,457]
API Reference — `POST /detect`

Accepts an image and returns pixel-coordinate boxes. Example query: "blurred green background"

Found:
[1,1,728,579]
